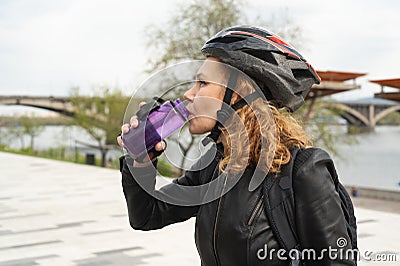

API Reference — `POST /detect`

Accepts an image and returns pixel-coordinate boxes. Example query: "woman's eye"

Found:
[199,80,207,87]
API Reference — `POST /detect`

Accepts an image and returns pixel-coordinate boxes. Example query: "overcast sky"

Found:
[0,0,399,110]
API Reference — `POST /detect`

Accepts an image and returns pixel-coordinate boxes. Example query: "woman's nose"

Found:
[184,85,196,102]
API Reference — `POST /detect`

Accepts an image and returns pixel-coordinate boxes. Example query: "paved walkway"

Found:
[0,152,399,265]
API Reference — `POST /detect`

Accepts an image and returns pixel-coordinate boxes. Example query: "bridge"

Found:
[306,71,400,131]
[321,98,400,132]
[0,95,75,116]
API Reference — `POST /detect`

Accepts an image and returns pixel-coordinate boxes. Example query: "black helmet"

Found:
[201,25,321,112]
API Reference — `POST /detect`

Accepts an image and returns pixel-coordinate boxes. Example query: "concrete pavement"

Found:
[0,152,399,265]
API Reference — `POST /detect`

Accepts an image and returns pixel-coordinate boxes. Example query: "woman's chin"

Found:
[189,125,206,135]
[188,126,199,135]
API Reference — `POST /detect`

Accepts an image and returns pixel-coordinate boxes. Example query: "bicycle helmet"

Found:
[201,25,321,112]
[200,25,321,145]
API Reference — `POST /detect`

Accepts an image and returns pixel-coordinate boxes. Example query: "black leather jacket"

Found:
[121,144,355,266]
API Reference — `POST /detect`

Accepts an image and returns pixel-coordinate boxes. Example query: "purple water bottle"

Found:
[122,97,189,159]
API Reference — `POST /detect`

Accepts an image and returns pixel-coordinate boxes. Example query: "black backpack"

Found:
[262,147,358,265]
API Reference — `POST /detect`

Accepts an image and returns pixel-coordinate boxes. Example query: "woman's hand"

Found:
[116,102,166,165]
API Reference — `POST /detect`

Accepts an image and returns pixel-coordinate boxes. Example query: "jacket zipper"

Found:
[212,174,228,266]
[247,195,264,226]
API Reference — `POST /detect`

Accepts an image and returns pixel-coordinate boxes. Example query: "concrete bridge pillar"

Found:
[369,104,376,129]
[346,104,376,133]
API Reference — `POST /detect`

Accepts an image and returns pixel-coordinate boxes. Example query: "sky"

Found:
[0,0,399,115]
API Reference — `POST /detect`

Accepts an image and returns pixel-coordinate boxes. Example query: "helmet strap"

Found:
[202,69,261,146]
[202,69,237,146]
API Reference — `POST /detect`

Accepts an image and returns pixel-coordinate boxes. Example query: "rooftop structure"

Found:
[370,78,400,103]
[307,70,366,99]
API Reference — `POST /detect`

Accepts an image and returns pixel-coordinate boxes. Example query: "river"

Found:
[331,125,400,192]
[1,125,399,191]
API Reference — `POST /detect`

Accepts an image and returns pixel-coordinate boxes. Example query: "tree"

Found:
[294,99,358,158]
[5,122,26,149]
[147,0,243,70]
[2,114,45,150]
[19,115,45,150]
[69,87,133,167]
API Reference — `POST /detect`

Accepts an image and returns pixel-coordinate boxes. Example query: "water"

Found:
[331,126,400,192]
[1,125,399,191]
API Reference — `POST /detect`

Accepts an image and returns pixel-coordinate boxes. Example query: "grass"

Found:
[0,146,100,165]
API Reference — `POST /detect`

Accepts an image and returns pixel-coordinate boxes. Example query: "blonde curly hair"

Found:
[218,74,310,175]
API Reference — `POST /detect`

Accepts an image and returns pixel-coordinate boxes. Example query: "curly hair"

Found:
[218,74,310,175]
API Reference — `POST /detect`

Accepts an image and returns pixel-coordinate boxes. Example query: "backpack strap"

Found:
[262,147,302,264]
[338,182,358,251]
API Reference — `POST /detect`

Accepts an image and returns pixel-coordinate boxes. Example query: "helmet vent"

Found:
[241,49,278,65]
[291,69,312,80]
[207,36,245,44]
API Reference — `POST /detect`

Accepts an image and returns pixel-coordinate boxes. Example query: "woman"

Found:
[117,26,356,265]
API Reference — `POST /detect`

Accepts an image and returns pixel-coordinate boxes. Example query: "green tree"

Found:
[147,0,243,70]
[2,114,44,151]
[294,99,358,158]
[69,87,132,167]
[13,114,44,151]
[20,115,44,150]
[4,123,25,149]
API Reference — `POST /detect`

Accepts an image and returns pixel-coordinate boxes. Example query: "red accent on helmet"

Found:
[309,64,321,82]
[226,30,321,82]
[227,31,302,60]
[268,35,291,48]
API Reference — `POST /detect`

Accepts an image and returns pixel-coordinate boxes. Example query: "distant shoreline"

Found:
[0,115,73,126]
[344,185,400,203]
[351,196,400,214]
